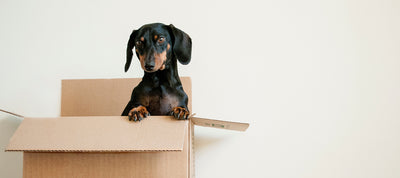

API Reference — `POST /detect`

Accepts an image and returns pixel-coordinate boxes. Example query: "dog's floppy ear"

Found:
[125,30,138,72]
[168,24,192,65]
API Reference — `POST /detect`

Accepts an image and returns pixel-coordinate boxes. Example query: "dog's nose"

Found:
[145,64,155,71]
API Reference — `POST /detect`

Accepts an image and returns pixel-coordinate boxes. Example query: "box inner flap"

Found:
[191,117,249,131]
[6,116,187,152]
[0,108,24,118]
[60,77,192,117]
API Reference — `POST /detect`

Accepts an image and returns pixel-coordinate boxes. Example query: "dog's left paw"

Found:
[128,106,150,122]
[169,107,190,120]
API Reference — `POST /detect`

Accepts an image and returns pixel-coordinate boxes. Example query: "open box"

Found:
[5,77,249,178]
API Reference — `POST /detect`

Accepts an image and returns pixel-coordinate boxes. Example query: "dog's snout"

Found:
[145,64,155,71]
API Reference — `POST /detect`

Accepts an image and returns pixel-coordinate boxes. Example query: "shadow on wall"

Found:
[0,111,23,178]
[194,127,241,151]
[194,135,226,150]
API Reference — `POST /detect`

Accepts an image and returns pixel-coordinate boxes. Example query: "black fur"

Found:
[122,23,192,121]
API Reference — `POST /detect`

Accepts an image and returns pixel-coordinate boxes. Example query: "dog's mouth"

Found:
[140,52,167,73]
[143,67,156,73]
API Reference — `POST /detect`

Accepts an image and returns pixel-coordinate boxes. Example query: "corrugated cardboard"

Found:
[6,77,249,178]
[60,78,192,117]
[6,116,188,152]
[11,116,190,178]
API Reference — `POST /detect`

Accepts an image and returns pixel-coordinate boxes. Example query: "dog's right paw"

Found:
[169,107,190,120]
[128,106,150,121]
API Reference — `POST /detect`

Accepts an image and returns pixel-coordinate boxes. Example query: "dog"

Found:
[121,23,192,121]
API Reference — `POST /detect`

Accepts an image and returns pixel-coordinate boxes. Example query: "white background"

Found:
[1,0,400,177]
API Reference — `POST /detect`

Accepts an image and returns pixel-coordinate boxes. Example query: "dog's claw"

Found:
[171,107,189,120]
[128,106,149,122]
[179,111,185,120]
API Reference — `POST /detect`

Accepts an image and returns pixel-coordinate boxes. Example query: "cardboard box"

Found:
[5,77,249,178]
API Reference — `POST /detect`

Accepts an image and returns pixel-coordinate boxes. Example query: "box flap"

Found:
[0,109,24,118]
[60,77,192,116]
[191,117,249,131]
[6,116,187,152]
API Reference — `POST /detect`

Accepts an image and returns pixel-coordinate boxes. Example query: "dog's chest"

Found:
[146,86,180,115]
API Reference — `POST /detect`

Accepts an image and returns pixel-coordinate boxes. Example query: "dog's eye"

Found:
[158,37,165,43]
[135,41,142,46]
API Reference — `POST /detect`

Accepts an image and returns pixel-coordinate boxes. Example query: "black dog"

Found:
[121,23,192,121]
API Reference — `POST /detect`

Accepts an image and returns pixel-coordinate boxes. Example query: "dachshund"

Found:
[121,23,192,121]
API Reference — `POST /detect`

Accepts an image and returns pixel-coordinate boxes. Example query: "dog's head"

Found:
[125,23,192,73]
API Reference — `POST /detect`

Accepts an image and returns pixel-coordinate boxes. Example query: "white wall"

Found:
[1,0,400,177]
